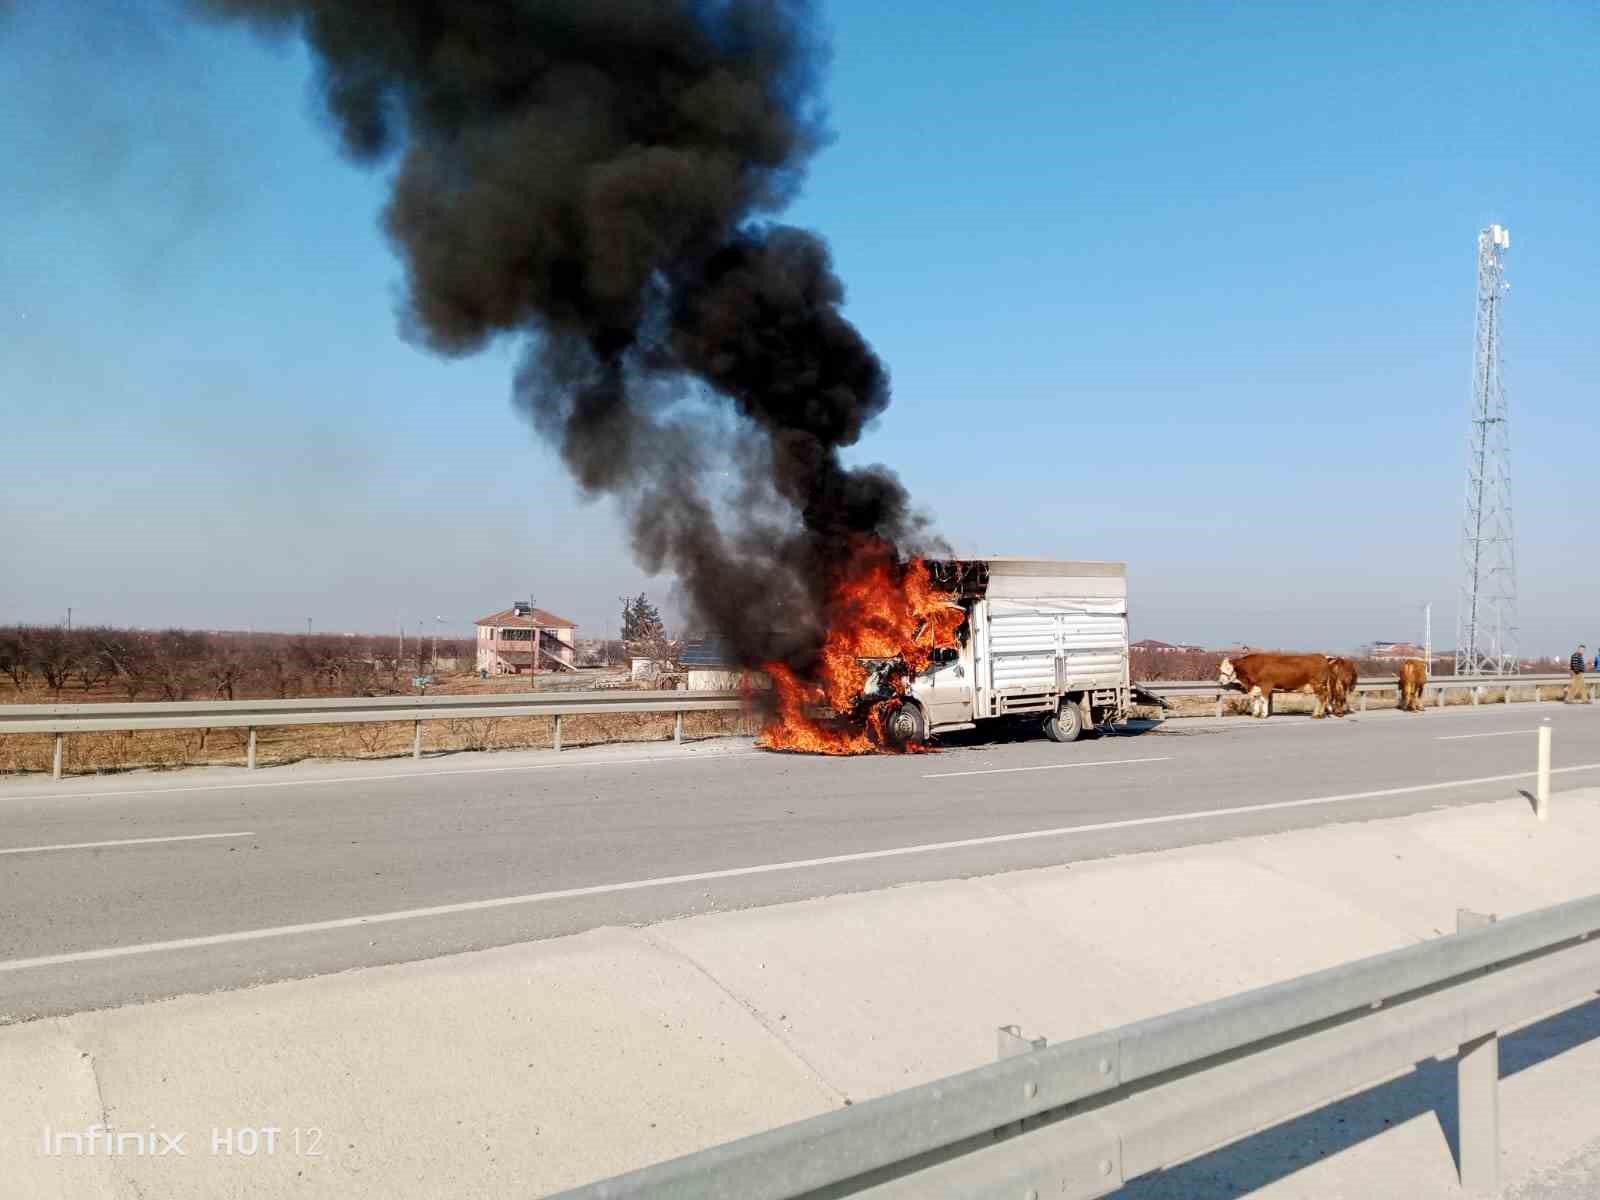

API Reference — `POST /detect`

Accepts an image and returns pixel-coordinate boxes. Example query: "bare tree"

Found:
[69,629,112,691]
[253,649,300,699]
[205,645,249,700]
[1129,648,1225,684]
[0,622,499,705]
[0,628,32,689]
[371,650,405,692]
[149,629,206,701]
[577,639,627,668]
[97,631,156,700]
[31,627,76,697]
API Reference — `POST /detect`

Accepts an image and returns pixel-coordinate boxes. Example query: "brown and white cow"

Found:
[1397,658,1427,713]
[1324,656,1357,717]
[1219,653,1332,719]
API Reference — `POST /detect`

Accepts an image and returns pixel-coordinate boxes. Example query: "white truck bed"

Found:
[960,559,1130,722]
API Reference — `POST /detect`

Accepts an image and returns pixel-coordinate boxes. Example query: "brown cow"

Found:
[1397,658,1427,713]
[1324,656,1357,717]
[1219,653,1332,719]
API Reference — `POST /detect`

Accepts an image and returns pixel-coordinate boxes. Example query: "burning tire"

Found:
[880,700,927,748]
[1042,700,1085,743]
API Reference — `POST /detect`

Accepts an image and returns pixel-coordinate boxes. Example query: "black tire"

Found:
[1042,700,1085,743]
[882,701,927,747]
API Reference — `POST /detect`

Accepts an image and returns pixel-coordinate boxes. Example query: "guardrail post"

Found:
[52,733,64,780]
[412,720,423,760]
[1435,685,1443,709]
[1456,908,1500,1194]
[674,710,684,745]
[996,1026,1047,1139]
[996,1024,1047,1060]
[1359,689,1367,712]
[247,727,257,770]
[1214,693,1223,718]
[1471,686,1480,706]
[1537,720,1551,821]
[553,714,563,754]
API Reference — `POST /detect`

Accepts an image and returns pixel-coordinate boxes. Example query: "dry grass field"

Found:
[0,704,756,776]
[0,649,756,776]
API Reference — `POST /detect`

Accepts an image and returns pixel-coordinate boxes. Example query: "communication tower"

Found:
[1455,225,1518,676]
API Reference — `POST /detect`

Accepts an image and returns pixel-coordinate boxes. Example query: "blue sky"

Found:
[2,1,1595,653]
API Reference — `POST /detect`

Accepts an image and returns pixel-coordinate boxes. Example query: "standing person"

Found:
[1567,644,1590,704]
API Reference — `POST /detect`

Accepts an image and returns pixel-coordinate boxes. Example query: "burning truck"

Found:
[762,554,1136,753]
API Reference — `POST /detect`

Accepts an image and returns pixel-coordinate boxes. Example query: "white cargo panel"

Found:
[987,607,1061,692]
[984,597,1128,695]
[983,558,1126,601]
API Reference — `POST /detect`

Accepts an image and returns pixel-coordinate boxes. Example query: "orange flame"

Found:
[760,541,965,755]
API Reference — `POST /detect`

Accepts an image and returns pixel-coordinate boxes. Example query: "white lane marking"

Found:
[0,832,255,856]
[2,750,767,803]
[6,762,1600,975]
[1437,730,1541,741]
[924,756,1172,779]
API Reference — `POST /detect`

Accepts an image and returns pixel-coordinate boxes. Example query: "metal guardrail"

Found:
[1,672,1579,735]
[552,891,1600,1199]
[3,673,1593,779]
[0,689,745,733]
[0,674,1582,737]
[0,690,744,778]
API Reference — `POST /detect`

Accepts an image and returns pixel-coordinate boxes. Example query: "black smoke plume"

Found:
[196,0,931,669]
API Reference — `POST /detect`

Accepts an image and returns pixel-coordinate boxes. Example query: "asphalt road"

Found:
[2,701,1598,1022]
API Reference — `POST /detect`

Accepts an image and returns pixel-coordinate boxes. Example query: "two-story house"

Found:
[475,602,578,674]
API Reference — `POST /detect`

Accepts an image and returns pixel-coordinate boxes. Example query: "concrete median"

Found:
[7,790,1600,1198]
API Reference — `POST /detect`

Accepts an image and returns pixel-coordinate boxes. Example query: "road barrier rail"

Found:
[3,672,1585,734]
[553,890,1600,1199]
[0,689,745,734]
[0,690,745,778]
[2,673,1593,778]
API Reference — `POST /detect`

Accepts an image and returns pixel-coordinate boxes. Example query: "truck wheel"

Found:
[1043,701,1084,743]
[882,701,927,747]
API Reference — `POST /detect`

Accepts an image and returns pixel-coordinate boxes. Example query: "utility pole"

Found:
[307,617,313,637]
[1423,603,1432,678]
[1456,225,1518,676]
[66,607,72,632]
[530,593,541,674]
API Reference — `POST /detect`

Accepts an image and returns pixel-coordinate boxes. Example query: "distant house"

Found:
[475,602,578,674]
[1132,639,1206,654]
[679,637,769,692]
[1369,641,1425,661]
